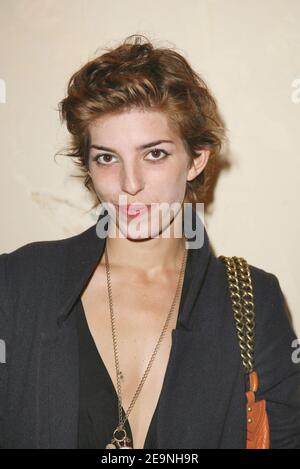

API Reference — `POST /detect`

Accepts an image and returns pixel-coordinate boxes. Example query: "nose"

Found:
[120,162,145,196]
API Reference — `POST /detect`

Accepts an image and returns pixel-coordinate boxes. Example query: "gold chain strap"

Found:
[219,256,255,374]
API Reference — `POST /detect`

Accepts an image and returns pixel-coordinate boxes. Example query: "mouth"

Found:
[114,203,150,218]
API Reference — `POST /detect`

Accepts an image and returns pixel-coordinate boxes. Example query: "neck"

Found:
[101,221,186,282]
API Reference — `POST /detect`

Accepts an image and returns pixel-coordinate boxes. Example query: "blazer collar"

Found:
[56,206,214,331]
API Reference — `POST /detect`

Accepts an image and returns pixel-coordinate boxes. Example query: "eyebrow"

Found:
[89,139,175,153]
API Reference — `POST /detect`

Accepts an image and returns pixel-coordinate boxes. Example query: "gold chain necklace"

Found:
[104,240,188,449]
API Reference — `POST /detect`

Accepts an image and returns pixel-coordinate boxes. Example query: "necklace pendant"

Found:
[105,425,132,449]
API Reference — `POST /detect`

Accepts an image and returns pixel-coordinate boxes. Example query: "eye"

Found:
[93,154,117,166]
[145,148,170,161]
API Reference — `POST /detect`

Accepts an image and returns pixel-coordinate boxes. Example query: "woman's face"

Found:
[87,107,208,239]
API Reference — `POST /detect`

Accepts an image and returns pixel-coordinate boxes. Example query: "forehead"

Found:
[88,108,179,142]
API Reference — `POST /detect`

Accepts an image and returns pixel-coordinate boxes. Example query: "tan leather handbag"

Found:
[219,256,270,449]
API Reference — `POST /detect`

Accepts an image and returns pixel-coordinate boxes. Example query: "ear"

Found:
[186,149,210,182]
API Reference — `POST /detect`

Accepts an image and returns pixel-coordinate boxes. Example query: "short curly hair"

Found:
[57,34,226,211]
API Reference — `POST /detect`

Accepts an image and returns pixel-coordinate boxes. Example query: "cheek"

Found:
[89,169,119,198]
[150,167,187,201]
[172,167,190,200]
[150,162,185,182]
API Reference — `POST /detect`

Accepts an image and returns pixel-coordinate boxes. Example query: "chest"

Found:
[80,264,182,449]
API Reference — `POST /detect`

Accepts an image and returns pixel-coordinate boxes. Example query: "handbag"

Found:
[219,255,270,449]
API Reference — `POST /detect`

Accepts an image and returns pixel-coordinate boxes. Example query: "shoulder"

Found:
[215,255,289,327]
[245,262,296,363]
[0,224,96,312]
[1,230,80,261]
[245,262,294,338]
[216,255,291,328]
[219,255,296,346]
[245,262,291,334]
[215,254,278,290]
[0,239,66,298]
[0,224,95,275]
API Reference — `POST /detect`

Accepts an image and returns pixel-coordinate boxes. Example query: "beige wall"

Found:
[0,0,299,336]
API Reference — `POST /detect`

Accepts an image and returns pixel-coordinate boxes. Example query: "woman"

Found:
[0,34,299,449]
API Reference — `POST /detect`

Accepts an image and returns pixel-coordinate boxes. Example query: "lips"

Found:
[115,204,149,216]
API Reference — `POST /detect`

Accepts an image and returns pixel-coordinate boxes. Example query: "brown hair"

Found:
[57,34,226,211]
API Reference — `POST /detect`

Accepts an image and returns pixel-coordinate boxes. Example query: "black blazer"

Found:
[0,210,300,449]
